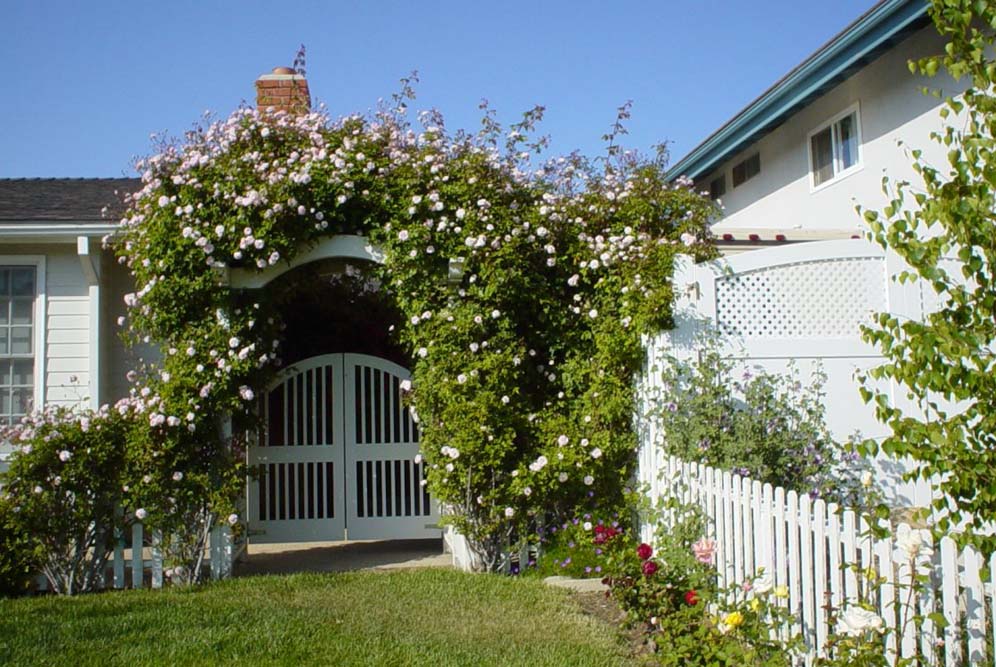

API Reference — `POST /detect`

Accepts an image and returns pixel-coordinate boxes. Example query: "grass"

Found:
[0,568,637,667]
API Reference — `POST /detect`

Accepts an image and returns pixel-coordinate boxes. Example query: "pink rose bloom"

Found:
[692,538,716,564]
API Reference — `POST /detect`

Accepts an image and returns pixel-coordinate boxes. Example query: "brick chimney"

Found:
[255,66,311,114]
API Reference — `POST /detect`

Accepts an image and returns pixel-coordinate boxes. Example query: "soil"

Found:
[569,590,657,664]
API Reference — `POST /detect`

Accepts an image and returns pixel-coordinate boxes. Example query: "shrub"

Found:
[0,405,132,594]
[0,500,41,597]
[599,496,801,666]
[653,344,858,500]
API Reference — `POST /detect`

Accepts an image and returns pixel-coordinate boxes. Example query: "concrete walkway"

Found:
[234,538,452,577]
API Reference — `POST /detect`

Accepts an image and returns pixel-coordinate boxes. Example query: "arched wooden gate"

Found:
[247,353,439,542]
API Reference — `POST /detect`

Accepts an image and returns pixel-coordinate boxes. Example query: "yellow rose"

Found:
[774,585,789,599]
[749,598,760,612]
[724,611,744,628]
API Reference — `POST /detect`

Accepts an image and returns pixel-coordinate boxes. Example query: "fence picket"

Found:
[940,537,960,667]
[131,523,143,589]
[786,490,802,642]
[963,546,986,664]
[732,473,744,588]
[798,493,815,657]
[812,498,828,655]
[874,533,898,662]
[826,504,842,610]
[760,483,773,578]
[773,485,787,602]
[842,510,857,603]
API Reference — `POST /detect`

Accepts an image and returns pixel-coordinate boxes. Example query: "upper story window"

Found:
[732,153,760,188]
[0,267,36,425]
[709,174,726,200]
[809,104,861,188]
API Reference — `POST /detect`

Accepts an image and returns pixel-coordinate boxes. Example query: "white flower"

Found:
[33,485,43,494]
[838,607,884,636]
[523,486,532,496]
[491,309,500,318]
[588,308,598,319]
[457,374,468,384]
[455,208,466,219]
[228,337,240,348]
[583,521,592,531]
[172,471,184,482]
[557,435,569,446]
[590,447,602,459]
[680,232,696,247]
[558,472,568,483]
[58,450,71,462]
[445,463,454,472]
[501,395,510,404]
[860,470,873,487]
[398,230,409,241]
[400,379,412,392]
[583,475,594,486]
[504,507,515,518]
[417,347,428,358]
[227,513,239,526]
[752,576,773,595]
[135,508,148,521]
[894,523,933,563]
[568,274,580,287]
[414,454,423,464]
[528,455,549,472]
[239,386,255,401]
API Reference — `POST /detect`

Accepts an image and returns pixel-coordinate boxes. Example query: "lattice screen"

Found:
[715,257,887,339]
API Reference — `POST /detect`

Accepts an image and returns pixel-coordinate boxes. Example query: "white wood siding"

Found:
[44,246,90,408]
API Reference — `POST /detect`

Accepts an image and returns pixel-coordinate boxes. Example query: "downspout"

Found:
[77,236,100,410]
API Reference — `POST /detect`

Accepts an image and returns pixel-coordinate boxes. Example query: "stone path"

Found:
[234,538,452,576]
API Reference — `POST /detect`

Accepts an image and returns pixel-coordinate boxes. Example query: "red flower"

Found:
[636,543,653,560]
[684,590,699,606]
[641,560,658,576]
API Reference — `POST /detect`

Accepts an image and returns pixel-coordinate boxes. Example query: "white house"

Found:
[670,0,955,253]
[0,178,139,471]
[647,0,954,505]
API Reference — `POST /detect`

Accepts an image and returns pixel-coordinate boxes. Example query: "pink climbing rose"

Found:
[692,538,716,564]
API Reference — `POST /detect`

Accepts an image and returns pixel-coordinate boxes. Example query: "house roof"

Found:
[668,0,931,182]
[0,178,139,223]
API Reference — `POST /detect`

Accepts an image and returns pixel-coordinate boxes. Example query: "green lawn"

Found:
[0,569,636,667]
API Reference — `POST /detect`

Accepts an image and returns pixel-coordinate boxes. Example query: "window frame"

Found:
[0,256,46,460]
[807,102,863,192]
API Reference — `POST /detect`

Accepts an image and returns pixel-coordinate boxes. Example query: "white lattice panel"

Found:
[715,257,887,339]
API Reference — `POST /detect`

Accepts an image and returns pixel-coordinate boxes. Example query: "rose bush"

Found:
[103,79,717,570]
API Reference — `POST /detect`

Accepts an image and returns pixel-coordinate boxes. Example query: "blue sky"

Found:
[1,0,880,178]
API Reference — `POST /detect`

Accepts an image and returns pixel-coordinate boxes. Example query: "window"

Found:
[0,267,35,425]
[732,153,760,187]
[809,106,861,188]
[709,174,726,200]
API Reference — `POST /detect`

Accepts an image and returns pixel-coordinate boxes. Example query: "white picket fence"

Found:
[643,455,994,666]
[35,521,237,592]
[107,522,236,589]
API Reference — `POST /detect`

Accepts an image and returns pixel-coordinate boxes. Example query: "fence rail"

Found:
[642,454,994,666]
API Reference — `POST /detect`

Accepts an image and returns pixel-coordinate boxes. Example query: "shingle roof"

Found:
[0,178,140,222]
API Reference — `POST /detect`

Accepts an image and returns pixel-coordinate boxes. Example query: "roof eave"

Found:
[0,222,118,241]
[668,0,930,182]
